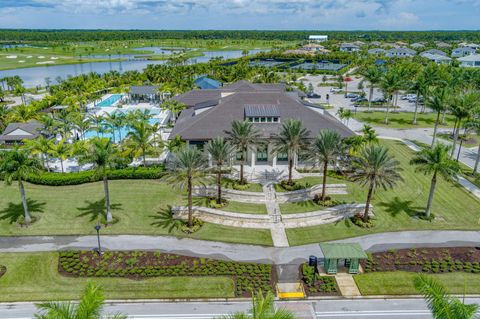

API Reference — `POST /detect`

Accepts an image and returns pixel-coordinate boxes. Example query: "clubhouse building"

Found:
[171,81,353,168]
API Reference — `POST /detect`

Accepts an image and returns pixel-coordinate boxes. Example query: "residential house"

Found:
[420,49,447,57]
[410,43,425,49]
[385,48,416,57]
[421,53,452,64]
[367,48,386,55]
[302,43,325,52]
[452,47,476,58]
[194,76,222,90]
[0,120,43,145]
[308,35,328,42]
[458,54,480,68]
[340,43,360,53]
[170,80,353,168]
[435,41,451,48]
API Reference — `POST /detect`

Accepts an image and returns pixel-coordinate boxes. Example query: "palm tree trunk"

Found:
[321,160,328,200]
[474,144,480,175]
[142,148,146,167]
[412,97,419,125]
[44,153,50,172]
[368,86,373,112]
[216,167,222,205]
[431,111,441,147]
[425,171,437,218]
[363,182,374,222]
[18,180,31,224]
[60,159,64,173]
[103,176,112,223]
[384,103,390,125]
[441,109,447,125]
[187,175,193,228]
[450,121,461,158]
[288,157,293,184]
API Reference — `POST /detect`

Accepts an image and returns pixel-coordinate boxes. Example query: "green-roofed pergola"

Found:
[319,243,368,274]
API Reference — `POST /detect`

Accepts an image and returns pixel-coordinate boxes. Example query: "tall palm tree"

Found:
[87,113,105,138]
[409,73,428,125]
[426,87,448,147]
[207,137,235,204]
[465,118,480,175]
[272,119,310,185]
[225,120,261,185]
[105,111,126,143]
[162,146,208,228]
[350,145,403,222]
[0,104,10,132]
[360,66,382,112]
[361,124,378,144]
[50,139,71,173]
[410,143,460,218]
[219,290,295,319]
[380,69,402,124]
[79,138,118,223]
[125,121,155,167]
[35,282,127,319]
[23,136,53,172]
[161,100,186,123]
[0,148,41,224]
[414,275,478,319]
[310,129,343,201]
[449,92,479,158]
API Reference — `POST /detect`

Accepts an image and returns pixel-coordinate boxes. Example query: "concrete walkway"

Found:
[2,230,480,265]
[335,273,361,297]
[263,182,290,247]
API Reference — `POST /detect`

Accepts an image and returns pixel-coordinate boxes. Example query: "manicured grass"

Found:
[354,111,455,129]
[354,272,480,295]
[0,252,234,302]
[221,178,264,192]
[286,139,480,246]
[280,198,350,214]
[0,180,272,246]
[196,198,268,214]
[437,132,479,148]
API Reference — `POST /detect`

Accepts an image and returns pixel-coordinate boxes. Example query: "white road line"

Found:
[315,310,431,317]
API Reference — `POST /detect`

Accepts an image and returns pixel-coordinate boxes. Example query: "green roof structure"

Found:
[319,243,368,259]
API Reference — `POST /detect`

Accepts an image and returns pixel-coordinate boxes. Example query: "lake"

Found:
[0,48,267,88]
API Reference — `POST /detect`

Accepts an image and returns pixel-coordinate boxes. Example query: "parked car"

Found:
[345,93,359,98]
[352,97,368,102]
[330,88,342,93]
[307,92,321,99]
[372,97,386,103]
[401,94,417,100]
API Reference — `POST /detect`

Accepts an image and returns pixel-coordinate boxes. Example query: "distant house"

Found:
[452,47,476,58]
[308,35,328,42]
[420,49,447,57]
[421,53,452,65]
[458,54,480,68]
[385,48,416,57]
[194,76,222,90]
[410,43,425,49]
[302,43,325,52]
[0,120,43,145]
[435,41,451,48]
[367,48,386,55]
[461,43,480,50]
[129,85,160,103]
[340,43,360,53]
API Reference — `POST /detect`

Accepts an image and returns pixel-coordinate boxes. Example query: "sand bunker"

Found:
[6,55,17,59]
[36,61,55,65]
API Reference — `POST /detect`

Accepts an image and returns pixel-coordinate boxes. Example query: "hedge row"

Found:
[26,166,165,186]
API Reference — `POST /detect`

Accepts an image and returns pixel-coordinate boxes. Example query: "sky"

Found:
[0,0,479,30]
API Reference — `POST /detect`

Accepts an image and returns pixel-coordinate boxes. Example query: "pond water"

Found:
[0,48,268,88]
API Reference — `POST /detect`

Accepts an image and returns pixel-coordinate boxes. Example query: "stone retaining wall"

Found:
[192,186,265,203]
[276,184,347,203]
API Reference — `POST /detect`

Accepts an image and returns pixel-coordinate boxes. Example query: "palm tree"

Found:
[23,136,53,172]
[465,118,480,175]
[207,137,236,204]
[50,139,72,173]
[414,275,478,319]
[426,87,448,147]
[225,120,261,185]
[79,138,118,223]
[361,124,378,144]
[360,66,382,112]
[350,145,403,222]
[310,129,343,201]
[218,290,295,319]
[380,69,402,125]
[0,104,11,132]
[87,113,105,138]
[105,111,126,143]
[336,107,353,125]
[0,148,41,224]
[162,146,208,228]
[272,119,310,185]
[125,121,155,167]
[35,282,127,319]
[161,100,186,123]
[410,144,460,218]
[449,92,478,158]
[409,74,428,125]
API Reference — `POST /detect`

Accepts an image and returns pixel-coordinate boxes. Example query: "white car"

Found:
[330,88,342,93]
[402,94,417,100]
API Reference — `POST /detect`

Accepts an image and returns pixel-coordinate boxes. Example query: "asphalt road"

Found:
[3,298,480,319]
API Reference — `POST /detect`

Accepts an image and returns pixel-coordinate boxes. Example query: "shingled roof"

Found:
[170,81,353,141]
[0,120,43,142]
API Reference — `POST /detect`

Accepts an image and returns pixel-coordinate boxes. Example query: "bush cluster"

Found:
[26,166,165,186]
[58,250,272,297]
[301,264,338,294]
[350,214,375,228]
[278,180,305,191]
[0,265,6,278]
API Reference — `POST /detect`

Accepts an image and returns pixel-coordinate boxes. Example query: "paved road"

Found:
[2,231,480,265]
[4,298,480,319]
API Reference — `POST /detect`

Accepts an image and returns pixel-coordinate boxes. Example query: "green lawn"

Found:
[195,198,268,214]
[280,198,350,214]
[0,252,234,302]
[354,111,455,129]
[355,272,480,295]
[0,180,272,246]
[286,139,480,246]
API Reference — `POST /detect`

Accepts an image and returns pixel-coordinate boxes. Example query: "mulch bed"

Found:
[300,264,340,296]
[0,265,6,278]
[58,251,274,297]
[362,247,480,274]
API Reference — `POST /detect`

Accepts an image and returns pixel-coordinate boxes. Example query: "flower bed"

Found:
[363,247,480,274]
[300,264,339,296]
[58,251,273,297]
[0,265,6,278]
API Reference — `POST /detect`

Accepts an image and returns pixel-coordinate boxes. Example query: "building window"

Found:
[246,116,280,123]
[257,148,268,162]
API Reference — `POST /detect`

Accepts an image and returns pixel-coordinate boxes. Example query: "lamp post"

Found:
[94,224,102,255]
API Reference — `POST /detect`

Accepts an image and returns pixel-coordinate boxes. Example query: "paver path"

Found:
[263,182,290,247]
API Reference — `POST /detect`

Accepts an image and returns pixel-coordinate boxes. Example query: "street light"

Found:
[94,224,102,255]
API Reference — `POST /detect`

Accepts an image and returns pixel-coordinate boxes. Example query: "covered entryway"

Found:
[319,243,367,274]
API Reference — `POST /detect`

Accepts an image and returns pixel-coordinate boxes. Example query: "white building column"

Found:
[251,148,256,169]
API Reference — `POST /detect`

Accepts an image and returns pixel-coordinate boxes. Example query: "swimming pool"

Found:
[84,118,160,142]
[96,94,123,107]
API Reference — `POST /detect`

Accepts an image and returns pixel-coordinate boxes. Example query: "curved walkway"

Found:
[2,230,480,265]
